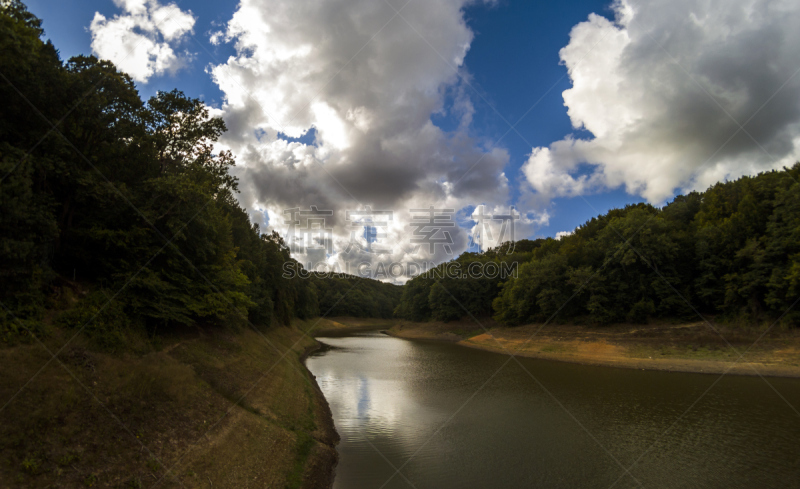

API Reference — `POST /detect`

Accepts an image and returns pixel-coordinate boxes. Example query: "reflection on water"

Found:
[306,331,800,489]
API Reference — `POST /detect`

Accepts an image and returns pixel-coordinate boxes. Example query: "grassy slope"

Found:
[7,313,794,486]
[0,318,339,488]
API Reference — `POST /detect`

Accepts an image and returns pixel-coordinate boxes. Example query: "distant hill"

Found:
[396,164,800,327]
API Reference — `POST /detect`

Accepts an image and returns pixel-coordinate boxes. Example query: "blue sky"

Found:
[26,0,645,239]
[26,0,238,104]
[22,0,800,274]
[458,0,646,235]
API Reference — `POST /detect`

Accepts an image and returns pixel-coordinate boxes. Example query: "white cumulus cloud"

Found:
[523,0,800,204]
[209,0,520,278]
[89,0,196,83]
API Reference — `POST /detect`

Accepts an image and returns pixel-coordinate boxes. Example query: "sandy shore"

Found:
[323,317,800,378]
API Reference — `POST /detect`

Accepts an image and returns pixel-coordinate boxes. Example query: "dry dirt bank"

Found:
[0,319,338,488]
[377,319,800,378]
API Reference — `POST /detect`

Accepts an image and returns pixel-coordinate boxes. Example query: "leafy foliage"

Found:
[312,274,401,318]
[0,2,399,344]
[395,248,529,322]
[397,167,800,327]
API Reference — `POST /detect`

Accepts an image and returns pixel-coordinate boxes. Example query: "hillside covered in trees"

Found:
[2,0,798,346]
[396,164,800,327]
[0,1,399,348]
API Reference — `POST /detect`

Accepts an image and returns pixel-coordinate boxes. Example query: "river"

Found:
[306,330,800,488]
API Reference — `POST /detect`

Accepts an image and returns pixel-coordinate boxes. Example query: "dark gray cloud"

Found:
[209,0,517,277]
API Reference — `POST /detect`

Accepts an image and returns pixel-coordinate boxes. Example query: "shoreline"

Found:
[0,320,345,487]
[310,317,398,337]
[321,317,800,378]
[303,316,800,489]
[299,341,339,489]
[451,333,800,377]
[302,316,401,489]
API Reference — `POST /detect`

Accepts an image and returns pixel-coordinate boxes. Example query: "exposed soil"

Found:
[309,317,397,337]
[359,318,800,378]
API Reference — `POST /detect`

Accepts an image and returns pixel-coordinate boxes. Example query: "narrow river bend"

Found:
[306,331,800,489]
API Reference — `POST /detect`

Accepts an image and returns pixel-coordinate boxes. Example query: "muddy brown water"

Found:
[306,331,800,489]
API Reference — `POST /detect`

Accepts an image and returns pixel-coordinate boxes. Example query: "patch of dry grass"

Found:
[0,320,335,488]
[389,319,800,377]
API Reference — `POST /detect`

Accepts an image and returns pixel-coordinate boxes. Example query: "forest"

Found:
[396,165,800,327]
[0,1,400,348]
[2,0,798,351]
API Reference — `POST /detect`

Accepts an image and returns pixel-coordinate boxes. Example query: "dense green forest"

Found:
[0,1,400,347]
[2,0,798,347]
[396,165,800,327]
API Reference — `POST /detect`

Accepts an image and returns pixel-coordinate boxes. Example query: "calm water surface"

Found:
[306,331,800,489]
